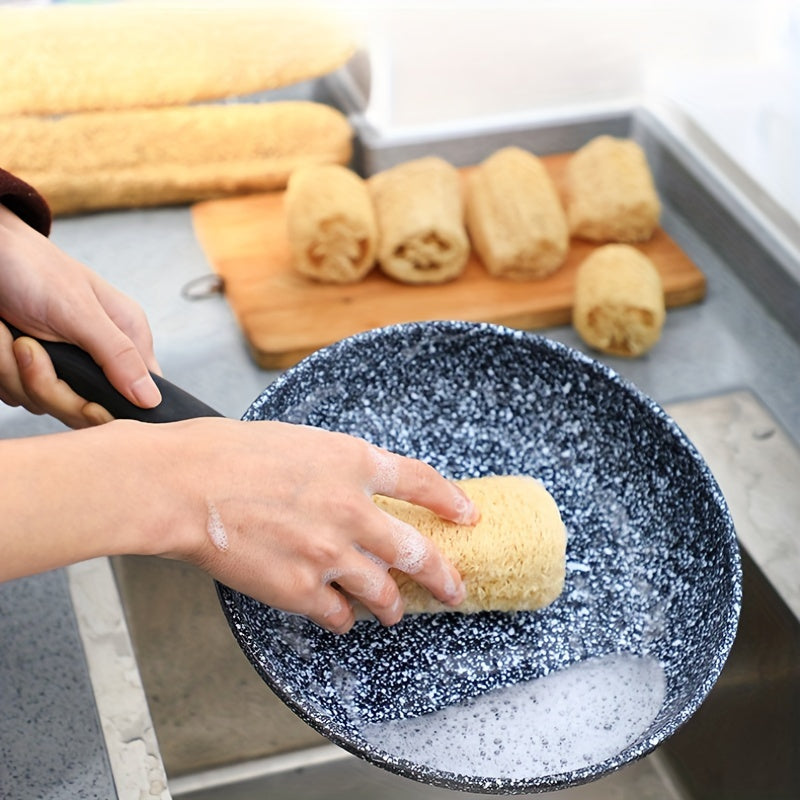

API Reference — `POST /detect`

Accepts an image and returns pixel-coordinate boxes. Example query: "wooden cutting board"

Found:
[191,153,706,369]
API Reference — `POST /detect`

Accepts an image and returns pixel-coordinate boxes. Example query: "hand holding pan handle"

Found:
[4,321,222,423]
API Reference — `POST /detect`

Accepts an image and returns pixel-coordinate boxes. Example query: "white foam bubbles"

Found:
[367,445,399,495]
[359,652,666,780]
[323,565,385,605]
[206,502,228,552]
[387,516,429,574]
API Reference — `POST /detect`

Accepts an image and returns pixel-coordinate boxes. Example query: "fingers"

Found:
[0,324,115,428]
[368,445,480,526]
[80,401,116,427]
[317,513,467,631]
[277,535,406,633]
[13,336,113,428]
[0,205,161,411]
[322,552,406,628]
[0,322,34,410]
[308,585,357,634]
[358,507,466,609]
[359,443,473,612]
[70,313,162,409]
[90,278,163,377]
[56,275,162,408]
[179,428,478,637]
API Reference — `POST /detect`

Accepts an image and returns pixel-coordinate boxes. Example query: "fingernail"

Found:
[439,559,466,605]
[131,375,162,408]
[453,490,480,525]
[388,594,405,625]
[15,340,33,369]
[447,579,467,606]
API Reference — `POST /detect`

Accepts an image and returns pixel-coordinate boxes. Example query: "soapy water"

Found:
[358,652,666,780]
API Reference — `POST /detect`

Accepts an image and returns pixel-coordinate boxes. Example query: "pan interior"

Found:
[218,321,740,793]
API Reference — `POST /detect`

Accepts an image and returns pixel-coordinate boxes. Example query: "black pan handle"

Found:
[4,321,222,422]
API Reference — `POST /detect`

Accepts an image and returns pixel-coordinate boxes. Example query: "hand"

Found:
[0,203,161,427]
[162,421,479,634]
[0,325,116,427]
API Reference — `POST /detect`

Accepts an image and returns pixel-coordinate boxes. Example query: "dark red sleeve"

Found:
[0,168,52,237]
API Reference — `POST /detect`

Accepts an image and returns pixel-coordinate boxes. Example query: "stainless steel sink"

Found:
[660,546,800,798]
[119,546,799,800]
[111,390,800,800]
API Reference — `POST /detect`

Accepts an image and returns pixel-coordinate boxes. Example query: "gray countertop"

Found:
[0,570,116,799]
[1,105,799,800]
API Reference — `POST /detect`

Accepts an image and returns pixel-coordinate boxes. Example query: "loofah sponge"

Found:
[565,136,661,243]
[465,146,569,279]
[375,475,566,614]
[368,157,470,285]
[573,243,666,357]
[285,164,377,284]
[0,3,356,116]
[0,102,352,215]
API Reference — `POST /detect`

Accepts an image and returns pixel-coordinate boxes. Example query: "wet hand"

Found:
[161,420,479,634]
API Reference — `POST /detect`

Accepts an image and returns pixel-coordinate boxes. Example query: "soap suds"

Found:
[354,543,389,570]
[206,502,228,552]
[322,567,344,586]
[323,565,385,604]
[367,445,399,495]
[387,515,429,574]
[359,652,666,780]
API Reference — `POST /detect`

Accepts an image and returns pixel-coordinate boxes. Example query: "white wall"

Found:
[330,0,800,219]
[332,1,791,127]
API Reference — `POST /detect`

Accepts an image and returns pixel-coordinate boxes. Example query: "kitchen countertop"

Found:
[0,570,116,799]
[1,104,800,799]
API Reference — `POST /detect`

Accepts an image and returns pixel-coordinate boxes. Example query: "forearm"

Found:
[1,420,194,580]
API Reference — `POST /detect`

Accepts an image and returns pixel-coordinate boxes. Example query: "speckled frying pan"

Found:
[11,320,741,794]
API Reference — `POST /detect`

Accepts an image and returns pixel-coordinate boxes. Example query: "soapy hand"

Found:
[0,203,161,428]
[157,420,479,633]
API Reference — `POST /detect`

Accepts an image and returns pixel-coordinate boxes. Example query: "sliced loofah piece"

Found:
[573,243,666,357]
[285,164,377,284]
[375,475,566,614]
[369,157,470,285]
[466,146,569,279]
[565,136,661,243]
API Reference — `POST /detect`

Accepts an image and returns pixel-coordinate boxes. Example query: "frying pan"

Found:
[8,320,741,794]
